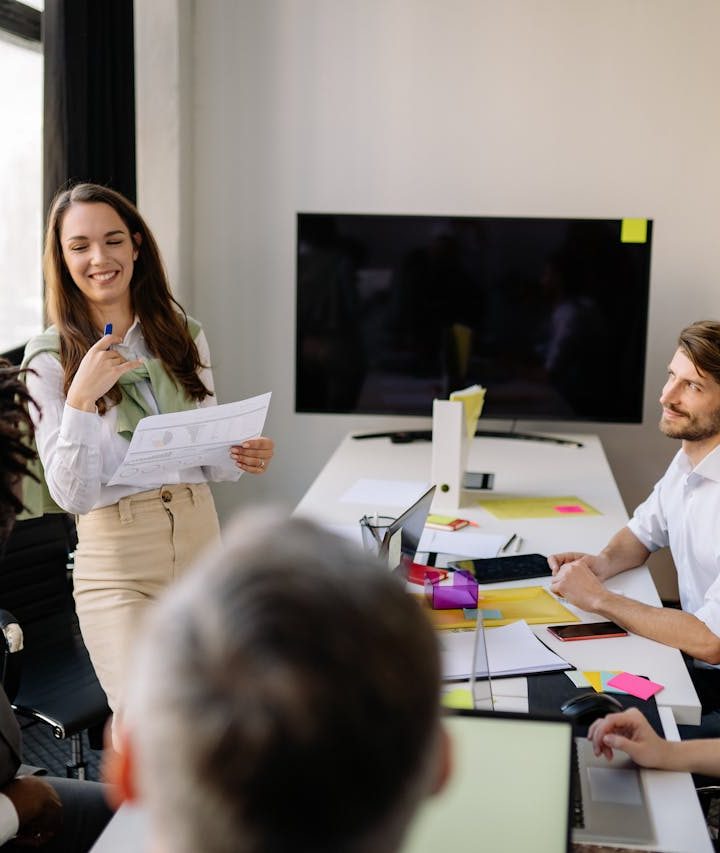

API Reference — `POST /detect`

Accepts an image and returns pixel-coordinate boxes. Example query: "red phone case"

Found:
[548,623,627,641]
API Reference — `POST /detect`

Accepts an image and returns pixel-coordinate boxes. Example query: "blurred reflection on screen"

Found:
[296,214,652,424]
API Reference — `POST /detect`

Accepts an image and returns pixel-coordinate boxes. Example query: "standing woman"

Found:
[23,183,274,721]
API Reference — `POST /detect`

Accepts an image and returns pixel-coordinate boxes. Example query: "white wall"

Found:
[137,0,720,598]
[134,0,194,306]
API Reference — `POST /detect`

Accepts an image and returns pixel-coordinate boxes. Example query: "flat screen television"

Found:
[296,213,652,423]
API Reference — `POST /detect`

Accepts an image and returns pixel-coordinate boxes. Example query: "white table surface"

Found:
[295,430,712,852]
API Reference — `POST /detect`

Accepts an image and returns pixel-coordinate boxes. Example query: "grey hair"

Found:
[125,508,442,853]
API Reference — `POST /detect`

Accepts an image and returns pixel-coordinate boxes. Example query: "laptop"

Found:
[401,709,574,853]
[377,485,436,573]
[435,615,654,848]
[572,734,654,845]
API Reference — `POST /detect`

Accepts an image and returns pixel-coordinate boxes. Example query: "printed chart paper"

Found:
[108,393,271,486]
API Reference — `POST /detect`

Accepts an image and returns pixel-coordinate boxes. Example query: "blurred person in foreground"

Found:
[105,512,450,853]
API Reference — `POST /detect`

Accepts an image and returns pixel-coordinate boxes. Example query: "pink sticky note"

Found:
[606,672,663,700]
[554,504,585,514]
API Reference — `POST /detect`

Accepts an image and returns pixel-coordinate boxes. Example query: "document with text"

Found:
[107,392,271,487]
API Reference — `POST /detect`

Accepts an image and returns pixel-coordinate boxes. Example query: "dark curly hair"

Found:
[0,360,39,543]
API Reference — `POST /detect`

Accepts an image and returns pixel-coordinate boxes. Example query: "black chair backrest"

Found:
[0,515,77,642]
[0,344,26,367]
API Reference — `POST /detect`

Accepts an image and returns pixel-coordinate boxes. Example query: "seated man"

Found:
[548,321,720,734]
[0,360,112,850]
[107,511,449,853]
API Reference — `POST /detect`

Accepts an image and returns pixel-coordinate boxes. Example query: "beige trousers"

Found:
[73,483,221,717]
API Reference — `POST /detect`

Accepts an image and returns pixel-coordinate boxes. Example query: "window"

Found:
[0,0,43,353]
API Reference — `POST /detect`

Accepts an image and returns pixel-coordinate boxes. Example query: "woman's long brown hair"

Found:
[43,183,212,415]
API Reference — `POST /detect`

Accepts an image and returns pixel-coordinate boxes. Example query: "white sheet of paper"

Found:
[564,670,591,688]
[440,620,570,680]
[339,478,429,507]
[107,392,271,486]
[418,528,506,557]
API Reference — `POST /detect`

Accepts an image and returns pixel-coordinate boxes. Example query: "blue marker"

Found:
[104,323,113,335]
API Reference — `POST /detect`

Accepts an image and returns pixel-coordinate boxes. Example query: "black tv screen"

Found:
[296,213,652,423]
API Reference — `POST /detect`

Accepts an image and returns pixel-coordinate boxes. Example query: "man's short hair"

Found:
[126,511,442,853]
[678,321,720,386]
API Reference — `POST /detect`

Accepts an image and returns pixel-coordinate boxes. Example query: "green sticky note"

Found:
[621,218,648,243]
[565,670,591,688]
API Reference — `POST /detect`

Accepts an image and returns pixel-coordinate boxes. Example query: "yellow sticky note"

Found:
[450,384,486,439]
[583,671,604,692]
[442,688,474,710]
[475,495,600,520]
[621,218,648,243]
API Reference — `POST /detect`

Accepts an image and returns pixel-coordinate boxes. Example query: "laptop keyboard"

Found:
[571,740,585,829]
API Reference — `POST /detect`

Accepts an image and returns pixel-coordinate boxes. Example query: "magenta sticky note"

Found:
[554,504,585,514]
[606,672,663,700]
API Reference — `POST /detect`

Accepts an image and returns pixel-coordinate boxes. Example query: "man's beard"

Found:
[659,405,720,441]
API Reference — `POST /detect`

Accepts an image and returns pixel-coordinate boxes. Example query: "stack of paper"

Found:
[439,620,571,680]
[417,527,506,557]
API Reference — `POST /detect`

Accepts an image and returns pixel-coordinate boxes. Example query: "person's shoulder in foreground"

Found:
[106,509,450,853]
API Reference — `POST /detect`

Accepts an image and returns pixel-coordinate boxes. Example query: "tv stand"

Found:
[352,429,583,448]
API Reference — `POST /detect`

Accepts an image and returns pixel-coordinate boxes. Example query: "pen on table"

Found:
[501,534,517,553]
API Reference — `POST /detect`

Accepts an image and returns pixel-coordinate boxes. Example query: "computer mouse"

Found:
[560,691,624,726]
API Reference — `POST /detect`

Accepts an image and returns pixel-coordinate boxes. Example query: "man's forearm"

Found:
[594,590,720,663]
[596,527,651,581]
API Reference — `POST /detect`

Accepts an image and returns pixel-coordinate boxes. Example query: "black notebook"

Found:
[527,671,663,738]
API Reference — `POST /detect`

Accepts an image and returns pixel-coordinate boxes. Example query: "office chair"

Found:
[695,782,720,851]
[0,513,110,779]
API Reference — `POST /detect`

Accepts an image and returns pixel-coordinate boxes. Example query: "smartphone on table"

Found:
[547,621,628,641]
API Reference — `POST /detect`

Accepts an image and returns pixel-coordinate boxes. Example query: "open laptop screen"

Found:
[401,710,573,853]
[379,485,436,572]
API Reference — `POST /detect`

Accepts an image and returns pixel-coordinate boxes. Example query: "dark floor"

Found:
[18,717,103,781]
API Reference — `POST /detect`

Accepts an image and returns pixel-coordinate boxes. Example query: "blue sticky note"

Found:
[463,608,478,620]
[601,671,625,693]
[481,609,503,620]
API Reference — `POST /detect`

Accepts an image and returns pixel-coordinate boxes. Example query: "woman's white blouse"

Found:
[25,319,241,514]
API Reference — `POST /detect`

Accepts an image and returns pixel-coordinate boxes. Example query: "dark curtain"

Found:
[43,0,136,215]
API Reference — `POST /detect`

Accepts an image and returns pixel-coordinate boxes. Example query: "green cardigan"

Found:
[20,318,203,518]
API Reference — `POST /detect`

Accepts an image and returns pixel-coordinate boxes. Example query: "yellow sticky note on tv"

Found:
[621,218,648,243]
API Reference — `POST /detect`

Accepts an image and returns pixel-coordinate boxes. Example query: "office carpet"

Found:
[18,718,103,781]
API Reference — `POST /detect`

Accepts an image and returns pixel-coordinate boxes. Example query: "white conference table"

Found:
[294,430,712,853]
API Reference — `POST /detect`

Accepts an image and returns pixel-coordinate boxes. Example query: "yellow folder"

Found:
[422,585,580,630]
